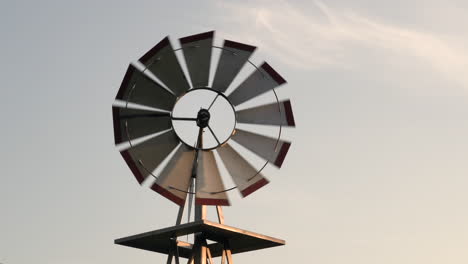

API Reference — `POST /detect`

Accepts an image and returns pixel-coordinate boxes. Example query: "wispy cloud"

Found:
[214,0,468,87]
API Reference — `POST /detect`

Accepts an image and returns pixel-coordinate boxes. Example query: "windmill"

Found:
[112,31,295,264]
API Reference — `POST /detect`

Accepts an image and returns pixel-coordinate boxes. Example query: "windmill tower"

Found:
[112,31,295,263]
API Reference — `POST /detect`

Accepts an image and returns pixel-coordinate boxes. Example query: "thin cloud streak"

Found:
[215,0,468,87]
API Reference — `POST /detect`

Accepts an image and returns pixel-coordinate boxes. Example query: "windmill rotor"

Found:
[113,31,296,206]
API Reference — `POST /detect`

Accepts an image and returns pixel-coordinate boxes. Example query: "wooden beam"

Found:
[195,205,207,221]
[221,250,226,264]
[224,241,233,264]
[193,235,207,264]
[206,247,214,264]
[216,206,225,224]
[186,256,194,264]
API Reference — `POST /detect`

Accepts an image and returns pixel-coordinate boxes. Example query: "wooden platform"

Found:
[115,220,285,259]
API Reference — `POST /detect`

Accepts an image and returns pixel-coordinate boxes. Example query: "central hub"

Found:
[171,88,236,150]
[196,108,210,128]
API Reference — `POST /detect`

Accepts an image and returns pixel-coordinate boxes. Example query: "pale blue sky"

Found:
[1,1,468,263]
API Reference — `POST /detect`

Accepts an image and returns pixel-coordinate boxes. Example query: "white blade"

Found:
[115,64,176,111]
[139,37,190,96]
[180,31,214,88]
[228,62,286,106]
[151,145,196,206]
[236,100,295,127]
[119,130,179,184]
[217,143,269,197]
[231,129,291,168]
[112,106,171,144]
[195,151,230,206]
[211,40,256,93]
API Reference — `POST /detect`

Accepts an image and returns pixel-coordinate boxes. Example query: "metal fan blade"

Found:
[179,31,214,88]
[228,62,286,106]
[115,64,176,111]
[112,106,171,144]
[217,143,269,197]
[195,150,230,206]
[151,145,196,206]
[236,100,295,127]
[119,130,179,184]
[211,40,256,93]
[231,129,291,168]
[139,37,190,96]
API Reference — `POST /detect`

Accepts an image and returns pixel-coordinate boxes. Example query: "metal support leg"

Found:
[166,252,174,264]
[176,205,184,225]
[174,240,181,264]
[166,238,182,264]
[170,203,236,264]
[168,205,184,264]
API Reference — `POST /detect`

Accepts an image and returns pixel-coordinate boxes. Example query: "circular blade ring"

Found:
[117,38,292,197]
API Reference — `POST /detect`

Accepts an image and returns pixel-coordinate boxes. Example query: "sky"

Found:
[1,0,468,263]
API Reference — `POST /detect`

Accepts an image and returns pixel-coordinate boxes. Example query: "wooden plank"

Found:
[115,220,285,258]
